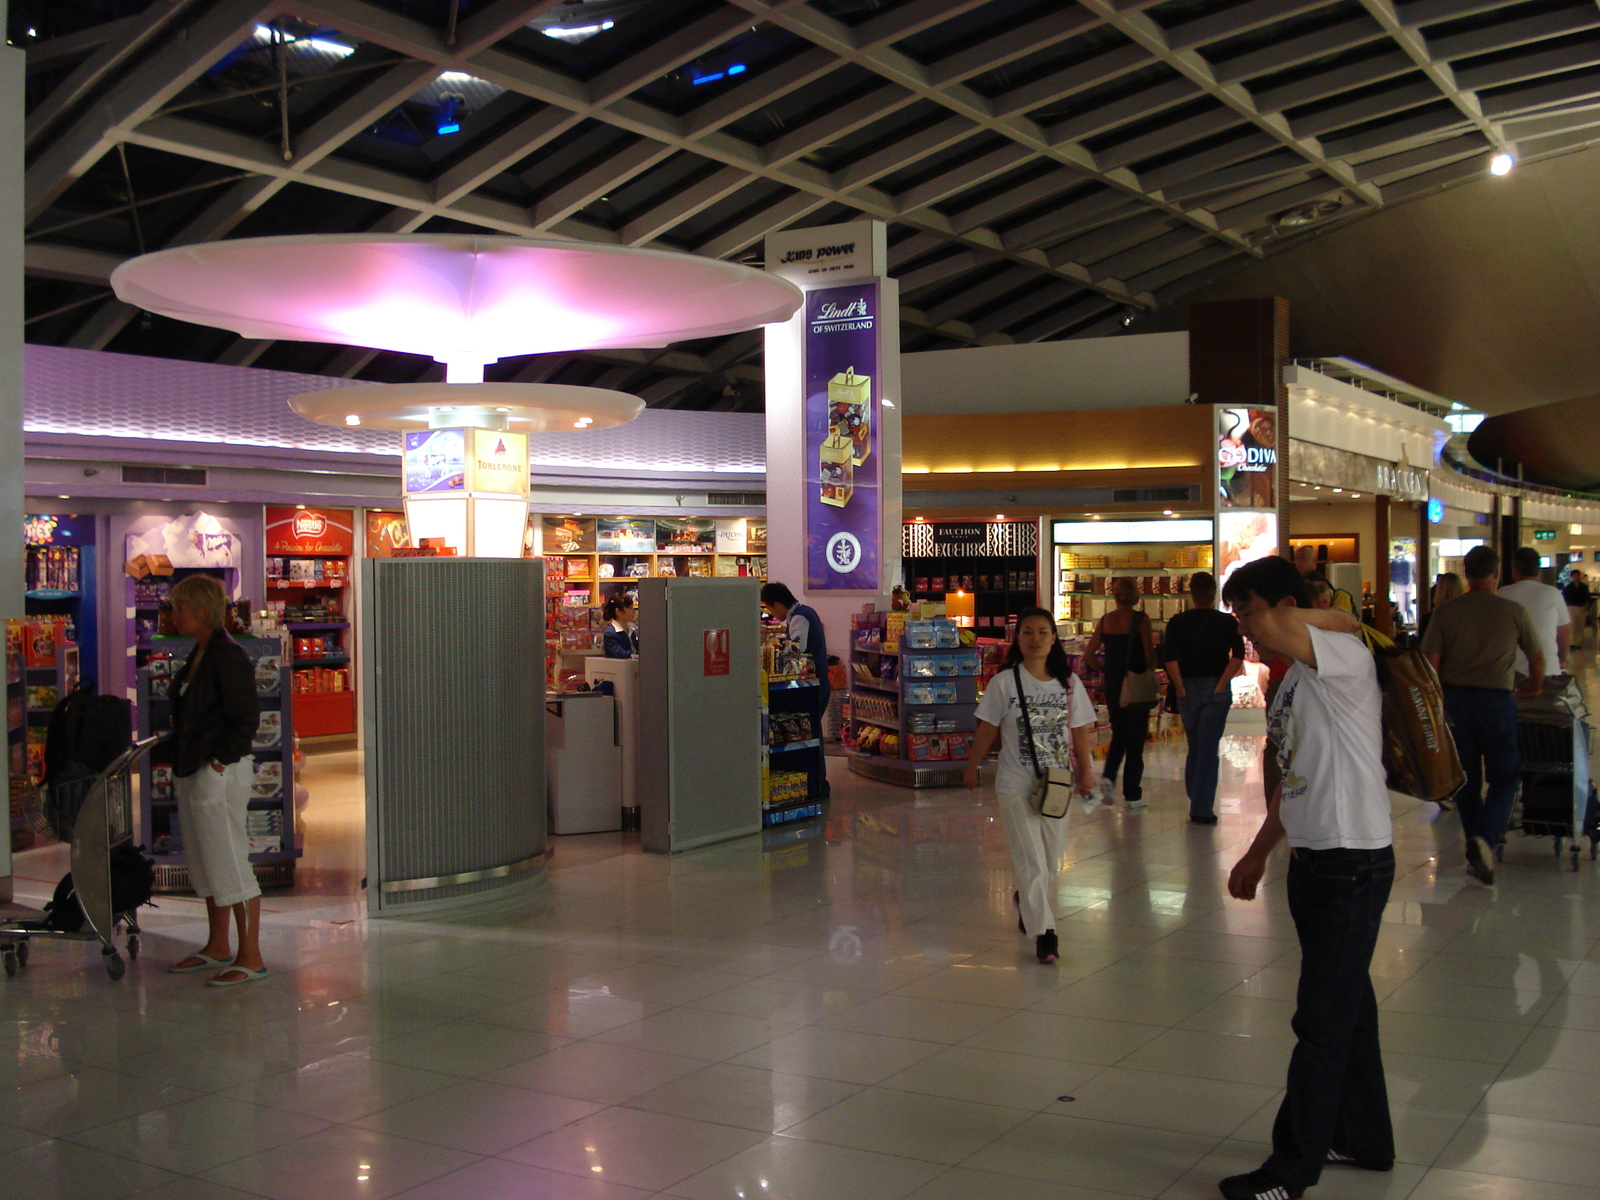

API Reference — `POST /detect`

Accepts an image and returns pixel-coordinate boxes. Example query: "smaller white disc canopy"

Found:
[292,382,644,432]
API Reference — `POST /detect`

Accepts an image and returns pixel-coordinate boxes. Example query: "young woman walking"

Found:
[964,609,1099,964]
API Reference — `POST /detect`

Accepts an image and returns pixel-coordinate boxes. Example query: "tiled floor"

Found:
[2,709,1599,1200]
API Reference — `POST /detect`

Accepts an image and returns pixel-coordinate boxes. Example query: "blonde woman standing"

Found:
[165,574,268,987]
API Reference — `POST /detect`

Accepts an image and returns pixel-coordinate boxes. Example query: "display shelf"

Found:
[761,622,826,807]
[285,621,350,631]
[266,507,356,738]
[771,738,822,752]
[138,635,300,891]
[290,655,350,668]
[762,800,823,827]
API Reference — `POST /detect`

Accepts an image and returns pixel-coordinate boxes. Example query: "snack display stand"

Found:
[265,507,356,739]
[760,625,824,827]
[5,620,80,850]
[902,520,1041,633]
[137,636,299,892]
[24,515,98,690]
[845,610,981,788]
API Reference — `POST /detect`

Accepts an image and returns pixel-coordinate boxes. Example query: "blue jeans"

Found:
[1443,685,1521,849]
[1266,846,1396,1189]
[1177,677,1232,819]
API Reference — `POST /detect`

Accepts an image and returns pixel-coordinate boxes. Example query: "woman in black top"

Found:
[165,574,267,987]
[1084,577,1160,808]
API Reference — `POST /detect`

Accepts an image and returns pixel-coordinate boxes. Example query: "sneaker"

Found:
[1326,1149,1393,1171]
[1125,797,1147,810]
[1218,1169,1303,1200]
[1465,835,1496,885]
[1035,930,1058,964]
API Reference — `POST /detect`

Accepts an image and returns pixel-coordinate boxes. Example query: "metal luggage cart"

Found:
[0,736,162,980]
[1514,677,1600,871]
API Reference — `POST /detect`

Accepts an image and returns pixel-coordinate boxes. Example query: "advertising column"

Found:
[1216,405,1281,589]
[402,427,529,557]
[764,221,902,634]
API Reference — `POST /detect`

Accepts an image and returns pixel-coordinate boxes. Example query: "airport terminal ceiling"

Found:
[18,0,1600,425]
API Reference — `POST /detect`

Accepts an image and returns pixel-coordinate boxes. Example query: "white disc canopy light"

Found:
[111,234,804,557]
[110,233,803,385]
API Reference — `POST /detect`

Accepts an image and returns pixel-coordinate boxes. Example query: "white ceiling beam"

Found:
[1166,0,1330,51]
[1453,35,1600,91]
[926,8,1101,86]
[924,265,1038,326]
[23,242,122,285]
[587,9,756,106]
[531,139,677,230]
[1356,0,1509,152]
[1047,213,1176,271]
[451,0,568,58]
[1046,78,1194,144]
[1096,107,1241,171]
[1425,6,1600,61]
[763,85,920,167]
[25,1,205,147]
[694,191,833,261]
[990,43,1150,120]
[833,116,977,192]
[1212,15,1386,85]
[65,300,141,350]
[24,15,142,69]
[25,0,283,220]
[1074,0,1384,209]
[948,169,1085,234]
[1481,71,1600,118]
[431,107,585,208]
[1162,150,1305,203]
[1129,242,1239,295]
[1212,177,1350,231]
[1002,190,1142,253]
[892,144,1033,210]
[855,0,996,50]
[1290,79,1444,139]
[1092,226,1215,279]
[681,48,836,138]
[1249,48,1414,114]
[620,166,749,245]
[1350,131,1489,181]
[897,250,988,294]
[1140,132,1282,191]
[1013,295,1114,342]
[971,280,1082,336]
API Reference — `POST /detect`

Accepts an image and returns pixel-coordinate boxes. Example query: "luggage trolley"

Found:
[1514,677,1600,870]
[0,736,161,980]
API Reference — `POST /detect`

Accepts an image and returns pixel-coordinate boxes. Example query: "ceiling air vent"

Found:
[705,491,765,506]
[122,465,209,487]
[1112,486,1194,504]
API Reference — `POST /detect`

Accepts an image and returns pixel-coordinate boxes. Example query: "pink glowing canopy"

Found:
[111,235,803,376]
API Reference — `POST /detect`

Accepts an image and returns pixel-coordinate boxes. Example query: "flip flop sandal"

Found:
[206,966,268,988]
[170,952,233,974]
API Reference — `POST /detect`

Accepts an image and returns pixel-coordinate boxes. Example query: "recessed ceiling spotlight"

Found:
[344,414,361,426]
[1490,152,1515,176]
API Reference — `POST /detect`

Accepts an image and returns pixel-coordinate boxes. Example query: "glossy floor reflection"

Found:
[4,717,1600,1200]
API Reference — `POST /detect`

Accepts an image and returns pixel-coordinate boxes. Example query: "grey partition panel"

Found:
[361,557,545,913]
[638,577,762,853]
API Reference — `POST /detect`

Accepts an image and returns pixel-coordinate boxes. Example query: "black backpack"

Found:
[43,684,133,840]
[43,842,156,933]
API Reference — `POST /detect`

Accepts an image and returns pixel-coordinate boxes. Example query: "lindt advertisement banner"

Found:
[804,282,880,590]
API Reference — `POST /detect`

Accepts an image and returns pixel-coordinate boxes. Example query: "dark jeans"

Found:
[1177,678,1232,819]
[1266,845,1396,1190]
[1443,684,1521,849]
[1102,683,1151,801]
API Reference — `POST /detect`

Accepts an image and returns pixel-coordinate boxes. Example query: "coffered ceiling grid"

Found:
[18,0,1600,410]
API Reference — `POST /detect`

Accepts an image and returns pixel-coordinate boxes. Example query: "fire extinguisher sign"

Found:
[703,629,730,677]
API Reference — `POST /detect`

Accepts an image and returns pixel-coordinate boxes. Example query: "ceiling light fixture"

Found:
[435,93,464,136]
[344,414,361,426]
[1490,152,1515,176]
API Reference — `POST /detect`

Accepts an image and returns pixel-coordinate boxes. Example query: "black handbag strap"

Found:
[1013,663,1046,781]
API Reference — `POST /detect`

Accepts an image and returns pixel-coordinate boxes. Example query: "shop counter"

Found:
[546,692,622,834]
[585,657,639,827]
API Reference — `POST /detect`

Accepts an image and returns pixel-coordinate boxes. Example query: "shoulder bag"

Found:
[1359,625,1466,804]
[1118,611,1160,708]
[1014,665,1074,819]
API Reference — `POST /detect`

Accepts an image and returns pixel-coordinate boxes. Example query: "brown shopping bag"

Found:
[1361,626,1466,804]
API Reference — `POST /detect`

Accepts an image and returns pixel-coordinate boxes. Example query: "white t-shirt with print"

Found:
[1499,579,1568,676]
[1267,625,1392,851]
[975,666,1096,797]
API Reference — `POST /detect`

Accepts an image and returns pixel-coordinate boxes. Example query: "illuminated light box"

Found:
[111,234,803,381]
[294,381,642,433]
[1052,519,1214,544]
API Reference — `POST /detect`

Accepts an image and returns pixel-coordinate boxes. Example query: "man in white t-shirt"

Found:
[1217,556,1395,1200]
[1499,547,1569,677]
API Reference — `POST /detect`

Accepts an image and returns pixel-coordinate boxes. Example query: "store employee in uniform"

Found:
[761,582,830,798]
[602,596,639,658]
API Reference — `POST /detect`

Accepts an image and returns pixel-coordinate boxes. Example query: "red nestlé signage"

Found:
[265,506,355,556]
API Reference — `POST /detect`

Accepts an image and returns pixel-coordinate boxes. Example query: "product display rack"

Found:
[1052,541,1211,637]
[541,515,768,606]
[267,579,353,738]
[5,621,80,849]
[137,635,299,892]
[904,556,1038,633]
[760,625,825,826]
[127,567,241,709]
[24,515,98,689]
[845,611,980,789]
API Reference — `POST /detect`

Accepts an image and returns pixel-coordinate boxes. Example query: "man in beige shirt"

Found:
[1420,546,1542,885]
